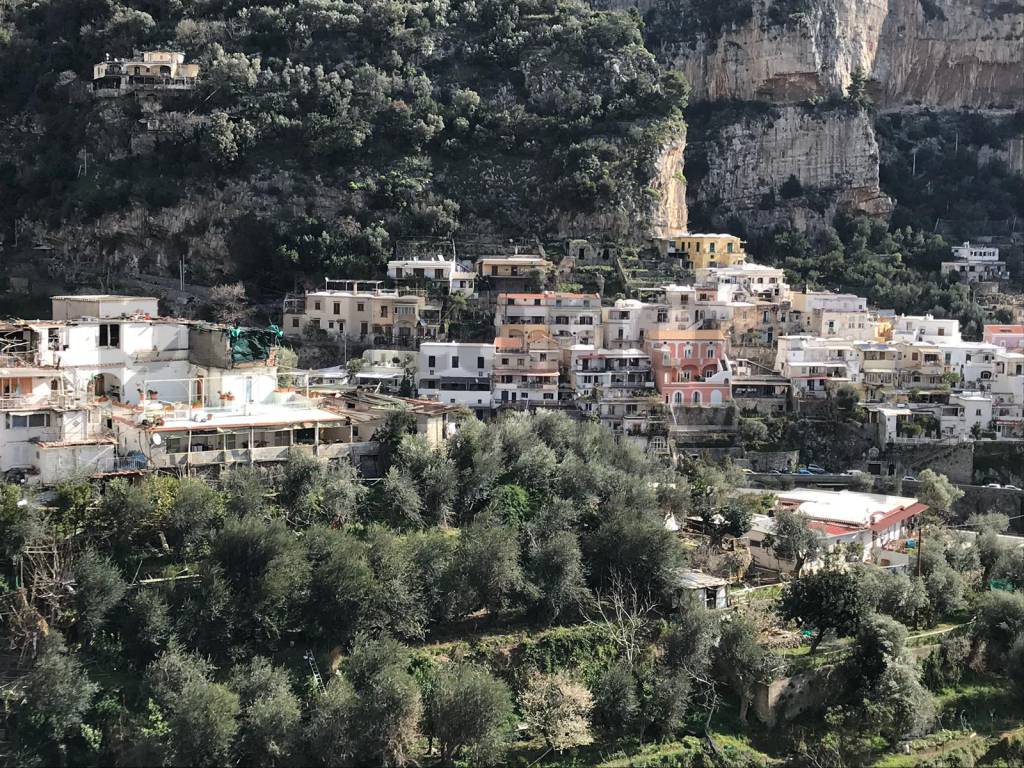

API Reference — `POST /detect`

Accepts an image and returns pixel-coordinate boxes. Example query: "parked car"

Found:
[986,483,1003,489]
[1005,485,1022,491]
[841,469,866,476]
[806,464,827,474]
[769,469,784,475]
[797,468,814,475]
[902,475,918,482]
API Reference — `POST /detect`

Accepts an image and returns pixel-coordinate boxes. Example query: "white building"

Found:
[744,488,926,574]
[0,296,323,483]
[774,336,858,397]
[387,255,476,295]
[417,342,494,416]
[568,346,654,396]
[943,392,992,438]
[992,351,1024,437]
[696,262,790,302]
[941,242,1008,282]
[602,299,665,349]
[890,314,962,344]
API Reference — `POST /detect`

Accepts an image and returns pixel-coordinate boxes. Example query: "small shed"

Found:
[675,569,730,610]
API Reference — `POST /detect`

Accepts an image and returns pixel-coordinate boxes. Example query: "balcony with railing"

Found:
[95,454,149,474]
[0,393,82,411]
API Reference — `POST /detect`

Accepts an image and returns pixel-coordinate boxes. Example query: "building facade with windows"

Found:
[387,255,476,295]
[941,242,1008,282]
[656,233,747,269]
[93,50,199,95]
[491,333,561,407]
[645,328,732,406]
[495,292,603,349]
[282,281,442,346]
[417,342,495,416]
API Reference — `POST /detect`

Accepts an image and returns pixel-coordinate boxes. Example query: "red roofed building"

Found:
[984,324,1024,353]
[743,488,927,574]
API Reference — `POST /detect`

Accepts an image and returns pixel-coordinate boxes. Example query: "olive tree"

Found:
[426,664,514,765]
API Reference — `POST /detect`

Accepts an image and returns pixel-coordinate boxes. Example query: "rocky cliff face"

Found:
[611,0,1024,233]
[688,105,892,229]
[649,130,689,236]
[662,0,1023,109]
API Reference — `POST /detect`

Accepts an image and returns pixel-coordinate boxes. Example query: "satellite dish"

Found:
[151,433,162,446]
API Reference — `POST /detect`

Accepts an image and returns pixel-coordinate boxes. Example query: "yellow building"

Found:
[657,234,747,269]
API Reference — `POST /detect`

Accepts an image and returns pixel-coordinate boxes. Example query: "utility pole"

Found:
[917,523,923,577]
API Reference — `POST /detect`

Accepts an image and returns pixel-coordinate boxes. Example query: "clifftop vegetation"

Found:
[0,0,687,289]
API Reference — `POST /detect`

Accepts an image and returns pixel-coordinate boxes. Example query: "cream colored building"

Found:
[93,51,200,95]
[282,280,442,346]
[495,292,603,349]
[492,333,561,407]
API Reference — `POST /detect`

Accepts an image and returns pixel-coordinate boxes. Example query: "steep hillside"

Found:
[0,0,687,291]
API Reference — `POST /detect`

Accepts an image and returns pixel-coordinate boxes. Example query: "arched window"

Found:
[691,391,701,404]
[673,391,683,404]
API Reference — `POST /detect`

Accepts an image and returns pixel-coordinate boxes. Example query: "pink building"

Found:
[644,329,732,406]
[984,324,1024,353]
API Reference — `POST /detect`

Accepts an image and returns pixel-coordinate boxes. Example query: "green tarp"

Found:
[228,325,284,363]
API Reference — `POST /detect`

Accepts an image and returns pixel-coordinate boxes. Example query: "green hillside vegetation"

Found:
[3,412,1024,766]
[878,110,1024,232]
[0,0,686,289]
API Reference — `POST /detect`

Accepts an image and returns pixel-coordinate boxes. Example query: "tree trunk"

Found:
[739,695,750,724]
[810,630,823,655]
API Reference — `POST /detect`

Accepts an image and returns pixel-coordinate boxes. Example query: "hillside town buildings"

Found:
[5,229,1022,485]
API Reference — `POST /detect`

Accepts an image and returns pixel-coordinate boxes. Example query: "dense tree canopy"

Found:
[0,0,688,287]
[0,410,1019,766]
